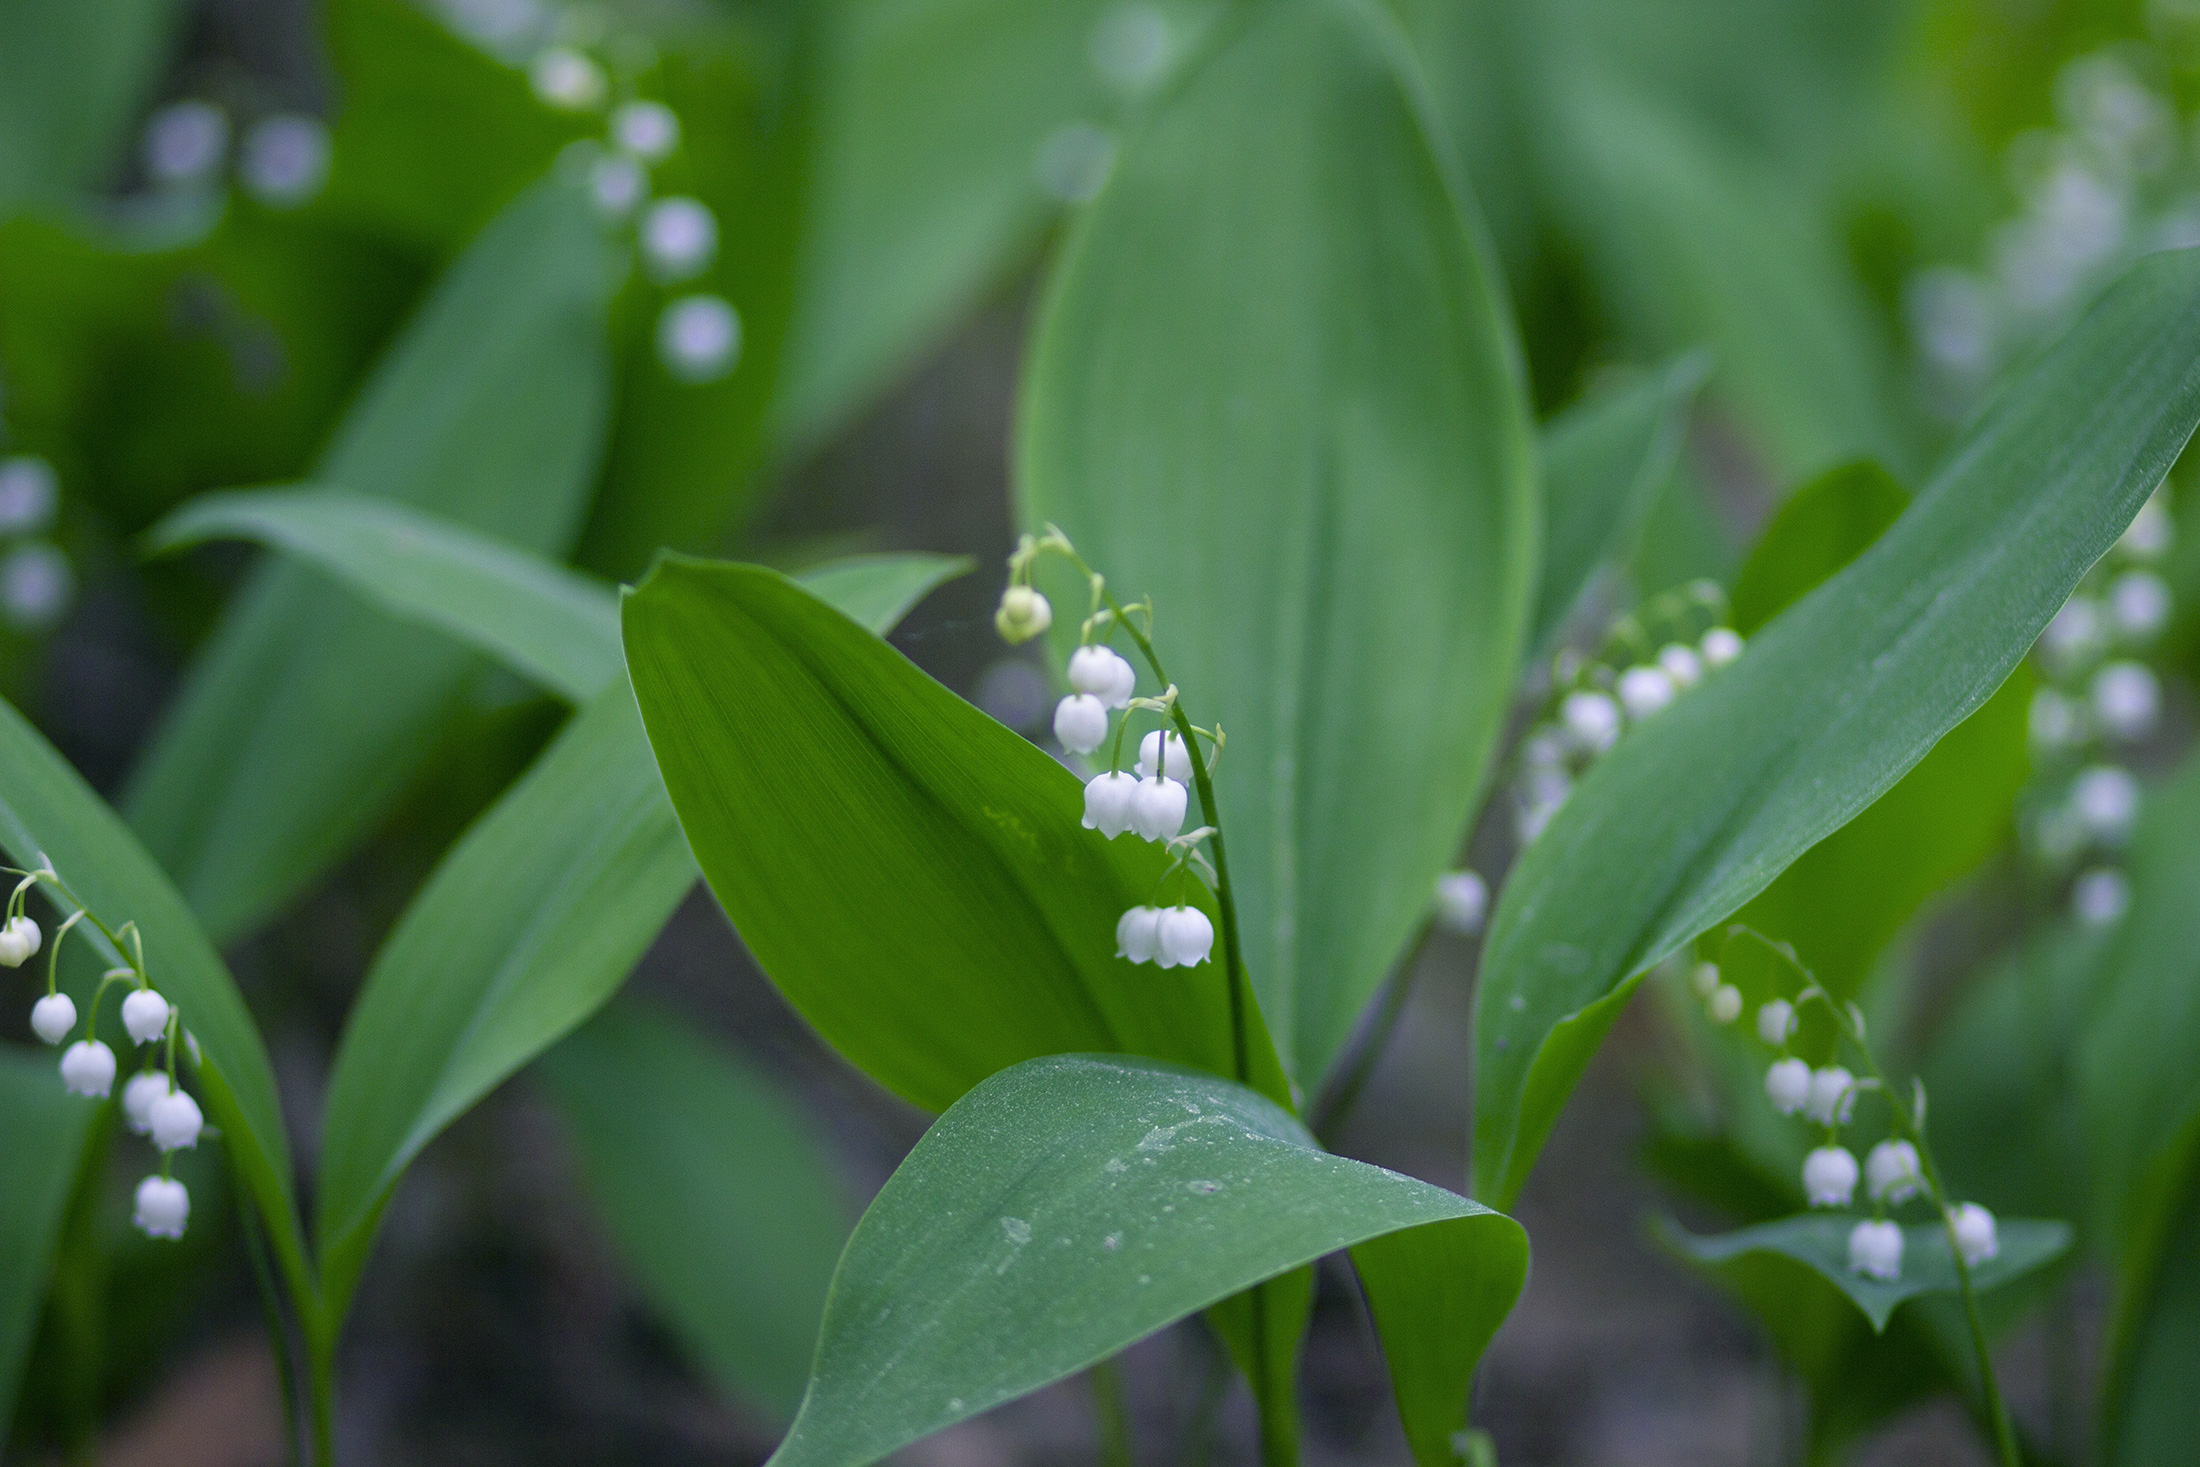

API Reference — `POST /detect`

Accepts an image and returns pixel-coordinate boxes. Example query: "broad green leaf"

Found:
[0,1048,99,1435]
[773,0,1218,453]
[0,0,178,214]
[0,697,310,1310]
[1472,251,2200,1210]
[534,998,850,1422]
[2102,1165,2200,1467]
[150,488,620,703]
[1729,462,1910,635]
[1017,0,1537,1085]
[767,1055,1526,1467]
[1532,354,1707,652]
[123,176,617,942]
[624,557,1291,1112]
[1654,1213,2071,1333]
[311,554,959,1314]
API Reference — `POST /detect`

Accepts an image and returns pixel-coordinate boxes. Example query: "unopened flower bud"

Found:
[1847,1218,1904,1280]
[121,988,172,1046]
[1560,690,1621,754]
[1700,626,1744,668]
[1950,1201,1998,1265]
[1766,1057,1812,1115]
[611,100,680,161]
[2092,662,2160,742]
[1155,906,1214,968]
[1756,998,1795,1045]
[1656,643,1703,689]
[2072,866,2131,926]
[123,1071,173,1135]
[1082,771,1138,838]
[2109,570,2171,640]
[995,585,1052,644]
[1617,664,1677,720]
[1689,961,1721,999]
[1054,694,1110,754]
[148,1089,203,1151]
[133,1175,190,1240]
[1130,776,1187,841]
[1433,870,1488,935]
[60,1040,116,1098]
[30,992,75,1045]
[0,913,41,966]
[1804,1145,1859,1207]
[1708,984,1742,1024]
[2071,764,2140,843]
[1068,645,1137,708]
[1866,1139,1922,1203]
[1115,906,1161,964]
[1805,1065,1856,1126]
[1136,730,1192,782]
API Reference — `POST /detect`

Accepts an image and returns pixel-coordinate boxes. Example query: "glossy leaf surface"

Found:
[768,1055,1525,1467]
[1656,1213,2071,1332]
[1473,252,2200,1208]
[0,1047,100,1434]
[123,176,616,942]
[1018,0,1537,1084]
[625,558,1289,1112]
[536,999,850,1423]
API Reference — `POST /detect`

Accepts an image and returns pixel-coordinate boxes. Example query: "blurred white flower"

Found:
[144,101,229,187]
[1848,1218,1904,1281]
[656,295,740,383]
[240,115,331,208]
[0,457,58,535]
[1804,1145,1859,1207]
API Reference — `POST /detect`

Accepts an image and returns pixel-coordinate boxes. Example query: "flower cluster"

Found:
[140,98,332,210]
[1687,936,1999,1284]
[0,454,73,634]
[6,859,201,1240]
[1512,583,1744,843]
[997,533,1216,970]
[2025,486,2176,926]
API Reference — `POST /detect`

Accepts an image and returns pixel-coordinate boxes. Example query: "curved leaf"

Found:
[768,1054,1525,1467]
[1655,1213,2071,1333]
[123,175,617,942]
[0,1047,100,1434]
[1472,251,2200,1209]
[0,697,310,1308]
[625,557,1289,1111]
[1017,0,1537,1085]
[535,998,850,1423]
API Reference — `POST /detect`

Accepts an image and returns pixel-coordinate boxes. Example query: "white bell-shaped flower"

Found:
[2071,764,2140,843]
[641,196,718,282]
[1806,1065,1857,1126]
[1765,1057,1812,1115]
[1155,906,1214,968]
[1129,776,1187,842]
[30,992,75,1045]
[589,152,646,219]
[1082,771,1138,838]
[1115,906,1161,964]
[2041,596,2108,672]
[0,457,57,536]
[1656,643,1704,689]
[2091,662,2161,742]
[1054,694,1110,755]
[1804,1145,1860,1207]
[1560,690,1621,754]
[1432,870,1488,935]
[133,1175,190,1240]
[1708,984,1742,1024]
[611,100,680,161]
[1068,645,1137,708]
[2109,570,2171,639]
[60,1039,116,1098]
[123,1071,174,1135]
[995,586,1052,643]
[2029,687,2084,751]
[1847,1218,1904,1281]
[1617,664,1677,720]
[657,294,741,383]
[148,1089,203,1151]
[1866,1139,1923,1203]
[2072,866,2131,926]
[121,988,172,1046]
[239,114,331,209]
[530,47,607,111]
[1756,998,1796,1045]
[1700,626,1744,668]
[1951,1201,1999,1265]
[1136,730,1193,782]
[1689,961,1721,999]
[0,914,38,966]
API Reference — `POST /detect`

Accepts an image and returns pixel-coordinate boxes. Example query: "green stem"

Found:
[1090,1358,1135,1467]
[308,1325,337,1467]
[1310,922,1432,1145]
[235,1168,306,1467]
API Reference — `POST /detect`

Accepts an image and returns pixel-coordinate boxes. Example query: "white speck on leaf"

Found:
[1001,1217,1032,1245]
[1104,1232,1123,1251]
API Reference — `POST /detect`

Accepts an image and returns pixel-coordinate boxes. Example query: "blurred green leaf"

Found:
[0,696,311,1316]
[623,557,1291,1112]
[1533,354,1707,652]
[535,998,850,1423]
[1729,462,1910,636]
[1472,251,2200,1210]
[1018,0,1536,1086]
[2102,1164,2200,1467]
[0,1047,100,1436]
[123,176,618,942]
[150,488,621,703]
[767,1054,1525,1467]
[1656,1212,2070,1333]
[0,0,177,214]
